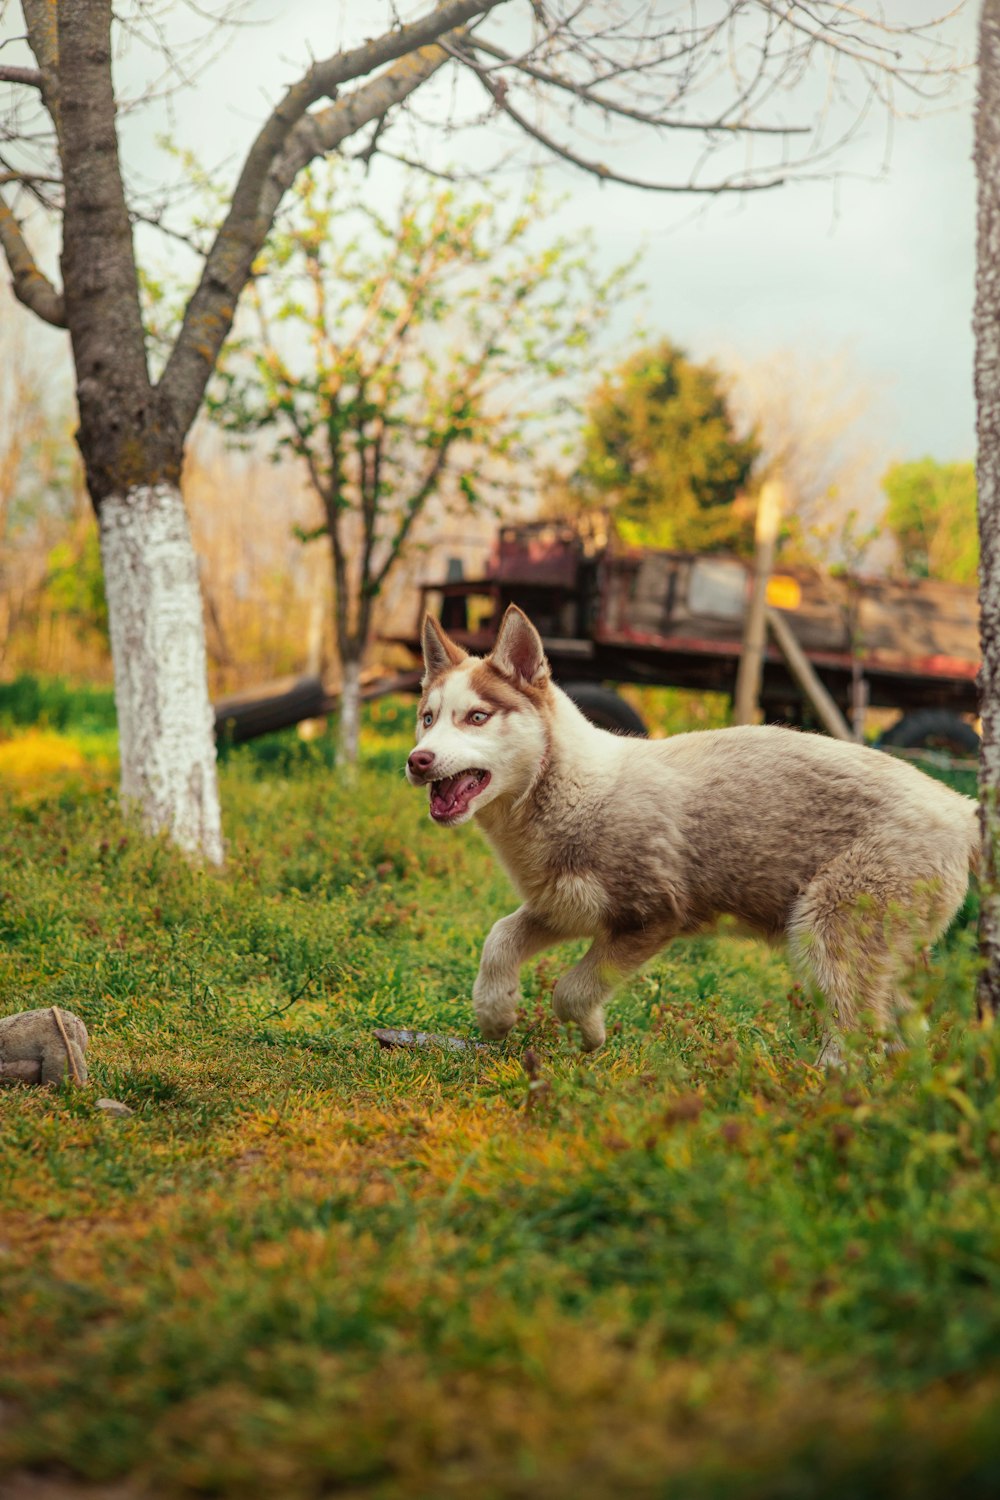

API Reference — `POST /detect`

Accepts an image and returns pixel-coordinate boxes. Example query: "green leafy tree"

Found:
[578,340,760,553]
[882,458,978,584]
[210,165,635,762]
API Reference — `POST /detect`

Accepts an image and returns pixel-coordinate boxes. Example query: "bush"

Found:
[0,673,117,734]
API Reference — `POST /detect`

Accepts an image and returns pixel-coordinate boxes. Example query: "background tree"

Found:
[577,339,760,552]
[0,277,87,671]
[724,346,889,570]
[882,458,978,584]
[0,2,965,861]
[212,168,631,763]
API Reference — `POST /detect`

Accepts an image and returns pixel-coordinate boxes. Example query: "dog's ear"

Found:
[421,614,467,684]
[489,605,549,688]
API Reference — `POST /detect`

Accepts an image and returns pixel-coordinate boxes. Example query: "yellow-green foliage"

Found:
[1,718,998,1499]
[882,458,978,585]
[0,727,116,800]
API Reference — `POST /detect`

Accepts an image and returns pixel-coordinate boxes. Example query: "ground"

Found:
[1,688,999,1498]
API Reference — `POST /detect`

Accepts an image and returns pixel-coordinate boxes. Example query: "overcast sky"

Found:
[2,2,982,468]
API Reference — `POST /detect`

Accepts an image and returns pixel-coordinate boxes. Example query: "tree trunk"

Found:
[49,3,223,866]
[976,0,1000,1014]
[99,483,223,865]
[339,654,363,766]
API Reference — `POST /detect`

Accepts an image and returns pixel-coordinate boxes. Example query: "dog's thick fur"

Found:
[406,606,979,1058]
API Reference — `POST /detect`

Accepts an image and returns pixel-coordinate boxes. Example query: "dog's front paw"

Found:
[472,973,519,1041]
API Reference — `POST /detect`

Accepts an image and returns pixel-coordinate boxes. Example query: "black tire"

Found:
[561,682,648,736]
[878,709,980,758]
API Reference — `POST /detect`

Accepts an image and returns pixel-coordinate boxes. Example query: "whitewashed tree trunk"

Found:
[339,654,362,765]
[99,484,223,866]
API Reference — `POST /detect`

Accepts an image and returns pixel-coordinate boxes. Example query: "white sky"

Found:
[1,1,982,468]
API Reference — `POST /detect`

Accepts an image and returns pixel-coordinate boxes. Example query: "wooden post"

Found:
[734,478,784,725]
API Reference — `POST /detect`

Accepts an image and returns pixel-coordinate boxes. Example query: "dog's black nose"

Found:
[408,749,436,775]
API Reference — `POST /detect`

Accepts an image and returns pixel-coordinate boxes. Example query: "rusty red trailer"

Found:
[408,521,980,751]
[214,520,981,752]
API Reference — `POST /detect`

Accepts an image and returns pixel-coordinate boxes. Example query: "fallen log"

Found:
[213,670,423,746]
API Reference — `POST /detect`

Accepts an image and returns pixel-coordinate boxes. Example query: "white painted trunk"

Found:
[339,655,362,765]
[99,483,223,866]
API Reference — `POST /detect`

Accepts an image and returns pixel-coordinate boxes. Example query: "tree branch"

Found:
[463,58,791,195]
[465,34,810,135]
[21,0,62,137]
[0,65,44,89]
[372,441,452,593]
[0,194,66,326]
[159,6,494,440]
[0,171,61,189]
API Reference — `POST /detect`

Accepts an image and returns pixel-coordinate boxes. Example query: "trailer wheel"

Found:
[561,682,648,736]
[879,709,980,758]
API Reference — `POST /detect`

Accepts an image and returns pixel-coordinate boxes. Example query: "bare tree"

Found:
[725,346,890,566]
[0,0,966,862]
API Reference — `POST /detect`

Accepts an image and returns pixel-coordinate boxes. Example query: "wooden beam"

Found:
[765,605,854,742]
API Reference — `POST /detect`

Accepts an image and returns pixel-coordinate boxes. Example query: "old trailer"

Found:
[411,521,981,751]
[214,520,981,751]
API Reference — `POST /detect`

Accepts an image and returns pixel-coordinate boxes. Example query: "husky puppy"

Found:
[406,605,979,1060]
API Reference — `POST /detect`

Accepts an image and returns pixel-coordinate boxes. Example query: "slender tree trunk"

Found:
[339,652,363,765]
[976,0,1000,1014]
[100,484,223,863]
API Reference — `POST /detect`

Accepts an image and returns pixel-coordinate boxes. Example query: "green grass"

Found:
[2,712,999,1498]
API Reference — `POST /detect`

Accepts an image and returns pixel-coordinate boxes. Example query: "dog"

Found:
[406,605,980,1061]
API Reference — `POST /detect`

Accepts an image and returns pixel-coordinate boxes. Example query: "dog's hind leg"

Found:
[473,905,561,1040]
[553,924,677,1052]
[788,839,962,1067]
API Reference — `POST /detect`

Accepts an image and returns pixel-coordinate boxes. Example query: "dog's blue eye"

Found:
[422,712,433,727]
[468,710,490,725]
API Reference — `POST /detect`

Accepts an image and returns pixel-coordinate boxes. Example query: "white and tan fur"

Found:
[406,606,980,1060]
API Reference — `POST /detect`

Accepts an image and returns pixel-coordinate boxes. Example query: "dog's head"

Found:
[406,605,551,826]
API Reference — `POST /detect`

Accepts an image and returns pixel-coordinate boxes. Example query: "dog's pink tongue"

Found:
[432,772,480,817]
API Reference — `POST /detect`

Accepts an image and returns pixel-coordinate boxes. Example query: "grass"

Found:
[1,694,999,1497]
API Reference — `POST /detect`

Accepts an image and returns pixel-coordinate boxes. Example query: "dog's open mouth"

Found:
[430,769,491,822]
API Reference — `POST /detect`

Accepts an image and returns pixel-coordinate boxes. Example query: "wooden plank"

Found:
[856,580,979,662]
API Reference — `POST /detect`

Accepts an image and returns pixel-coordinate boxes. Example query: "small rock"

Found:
[233,1149,265,1170]
[95,1097,133,1118]
[373,1028,486,1052]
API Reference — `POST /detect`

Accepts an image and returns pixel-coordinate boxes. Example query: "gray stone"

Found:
[95,1098,133,1118]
